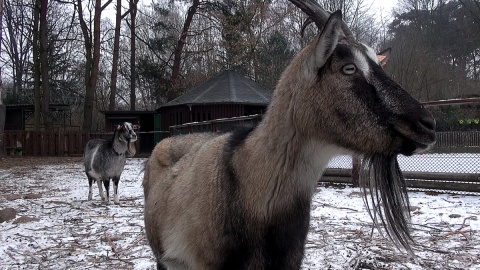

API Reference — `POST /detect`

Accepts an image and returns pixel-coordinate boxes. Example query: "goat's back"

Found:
[84,139,127,179]
[143,132,231,266]
[142,133,217,198]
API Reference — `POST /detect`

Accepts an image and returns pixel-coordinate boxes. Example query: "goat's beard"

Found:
[360,154,413,252]
[127,139,136,157]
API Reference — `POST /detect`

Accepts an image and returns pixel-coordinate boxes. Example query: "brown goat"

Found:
[143,4,436,270]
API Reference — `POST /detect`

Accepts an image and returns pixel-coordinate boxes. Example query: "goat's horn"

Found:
[289,0,354,39]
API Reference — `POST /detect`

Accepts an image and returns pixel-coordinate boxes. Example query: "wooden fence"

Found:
[3,130,111,157]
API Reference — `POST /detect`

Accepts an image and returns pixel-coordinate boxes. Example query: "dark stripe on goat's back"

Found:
[224,124,257,188]
[226,124,257,150]
[220,125,257,269]
[221,124,310,269]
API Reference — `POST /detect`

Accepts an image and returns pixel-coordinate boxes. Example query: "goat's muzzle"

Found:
[393,107,436,156]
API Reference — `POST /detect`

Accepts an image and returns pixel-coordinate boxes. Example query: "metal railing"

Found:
[169,115,480,193]
[170,114,263,135]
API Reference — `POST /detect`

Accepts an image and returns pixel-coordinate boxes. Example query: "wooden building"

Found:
[5,104,70,130]
[156,69,272,133]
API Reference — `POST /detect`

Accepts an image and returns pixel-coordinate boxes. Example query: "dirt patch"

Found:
[4,194,23,201]
[0,208,17,223]
[13,216,40,224]
[24,193,42,200]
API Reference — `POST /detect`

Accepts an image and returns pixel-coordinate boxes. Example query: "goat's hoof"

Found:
[88,195,92,201]
[114,200,120,205]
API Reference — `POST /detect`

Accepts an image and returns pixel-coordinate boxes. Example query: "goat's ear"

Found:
[377,47,391,67]
[116,124,121,130]
[312,10,343,70]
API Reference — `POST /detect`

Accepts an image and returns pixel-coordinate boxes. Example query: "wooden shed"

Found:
[5,104,70,130]
[156,69,272,133]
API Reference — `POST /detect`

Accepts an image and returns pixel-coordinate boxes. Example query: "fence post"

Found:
[351,155,361,186]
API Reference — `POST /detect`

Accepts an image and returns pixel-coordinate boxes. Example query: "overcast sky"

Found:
[369,0,399,19]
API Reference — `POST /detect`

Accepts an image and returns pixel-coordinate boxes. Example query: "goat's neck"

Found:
[112,136,128,155]
[233,90,340,218]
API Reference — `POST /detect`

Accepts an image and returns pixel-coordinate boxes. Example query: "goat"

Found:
[143,2,436,269]
[84,122,137,204]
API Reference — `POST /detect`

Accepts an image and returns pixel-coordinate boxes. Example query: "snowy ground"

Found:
[1,157,479,269]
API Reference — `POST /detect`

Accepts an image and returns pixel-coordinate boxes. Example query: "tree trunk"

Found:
[129,0,138,111]
[78,0,111,132]
[168,0,199,101]
[33,0,42,130]
[4,2,22,97]
[0,0,4,158]
[108,0,122,111]
[40,0,52,130]
[0,0,3,106]
[77,0,93,132]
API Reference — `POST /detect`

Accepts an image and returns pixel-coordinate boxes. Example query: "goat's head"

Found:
[116,122,138,142]
[285,6,435,157]
[113,122,137,157]
[287,1,436,252]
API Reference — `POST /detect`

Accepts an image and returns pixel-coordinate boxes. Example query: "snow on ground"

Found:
[0,157,479,269]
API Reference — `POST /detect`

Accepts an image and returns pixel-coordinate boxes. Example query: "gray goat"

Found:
[84,122,137,204]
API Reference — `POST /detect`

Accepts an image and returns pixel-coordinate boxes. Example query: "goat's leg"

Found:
[103,179,111,204]
[113,176,120,205]
[97,179,106,201]
[87,176,94,200]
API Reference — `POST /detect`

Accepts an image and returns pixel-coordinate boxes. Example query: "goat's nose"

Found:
[419,113,435,131]
[416,108,436,142]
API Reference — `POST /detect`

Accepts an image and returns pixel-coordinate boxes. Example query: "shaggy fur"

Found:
[143,10,436,270]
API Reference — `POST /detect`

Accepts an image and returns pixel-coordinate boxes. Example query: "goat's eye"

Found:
[342,64,356,75]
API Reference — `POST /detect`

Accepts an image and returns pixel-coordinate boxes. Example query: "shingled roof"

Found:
[159,70,272,108]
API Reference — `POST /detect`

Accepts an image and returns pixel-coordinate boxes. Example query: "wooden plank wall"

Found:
[3,131,110,157]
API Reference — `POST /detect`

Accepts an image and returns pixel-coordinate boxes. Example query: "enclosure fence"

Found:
[2,131,112,157]
[170,117,480,194]
[3,116,479,193]
[2,129,170,157]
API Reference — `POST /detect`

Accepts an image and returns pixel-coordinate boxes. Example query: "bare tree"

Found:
[33,0,41,129]
[39,0,52,129]
[108,0,122,111]
[77,0,112,131]
[0,0,3,105]
[0,0,5,158]
[3,0,32,100]
[129,0,138,111]
[168,0,200,101]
